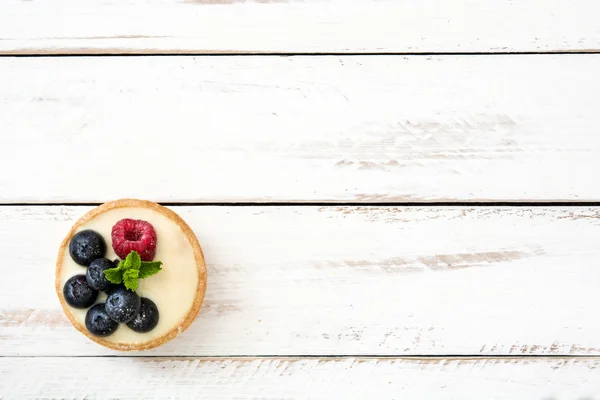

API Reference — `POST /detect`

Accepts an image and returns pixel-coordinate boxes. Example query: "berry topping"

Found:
[86,258,114,291]
[105,287,141,323]
[112,219,157,262]
[126,297,160,333]
[63,275,98,308]
[69,230,106,266]
[85,303,119,337]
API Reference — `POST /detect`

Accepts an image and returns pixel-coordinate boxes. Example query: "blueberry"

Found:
[104,283,124,296]
[105,259,122,295]
[105,287,141,323]
[126,297,159,333]
[63,275,98,308]
[69,230,106,266]
[86,258,113,291]
[85,303,119,337]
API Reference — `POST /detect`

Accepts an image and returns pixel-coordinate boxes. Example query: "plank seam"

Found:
[4,202,600,207]
[1,51,599,58]
[2,355,600,359]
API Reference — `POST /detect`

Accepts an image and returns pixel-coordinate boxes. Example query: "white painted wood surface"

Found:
[2,1,598,393]
[1,0,599,54]
[2,357,599,399]
[3,206,600,356]
[2,55,600,203]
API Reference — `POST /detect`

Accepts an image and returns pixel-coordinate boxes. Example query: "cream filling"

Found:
[59,207,199,344]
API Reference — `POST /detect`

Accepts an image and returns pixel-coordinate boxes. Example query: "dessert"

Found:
[55,199,207,350]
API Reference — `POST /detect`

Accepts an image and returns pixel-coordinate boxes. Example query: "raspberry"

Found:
[111,218,157,261]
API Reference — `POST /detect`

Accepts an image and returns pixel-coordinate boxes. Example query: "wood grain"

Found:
[3,206,600,356]
[0,0,599,54]
[1,56,600,202]
[1,357,599,399]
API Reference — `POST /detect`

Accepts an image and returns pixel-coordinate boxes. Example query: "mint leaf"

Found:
[110,251,164,291]
[139,261,163,279]
[123,268,140,291]
[124,251,142,271]
[104,267,123,284]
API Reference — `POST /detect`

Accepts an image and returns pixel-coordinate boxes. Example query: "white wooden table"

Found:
[1,1,600,398]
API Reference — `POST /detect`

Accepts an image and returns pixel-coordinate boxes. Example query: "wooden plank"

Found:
[2,206,600,356]
[1,357,599,399]
[0,0,599,54]
[1,56,600,203]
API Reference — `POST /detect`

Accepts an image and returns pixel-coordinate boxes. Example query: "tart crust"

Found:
[55,199,207,351]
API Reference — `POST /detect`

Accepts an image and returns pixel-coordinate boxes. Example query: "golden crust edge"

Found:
[55,198,207,351]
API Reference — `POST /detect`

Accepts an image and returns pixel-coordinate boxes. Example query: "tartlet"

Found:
[55,199,207,350]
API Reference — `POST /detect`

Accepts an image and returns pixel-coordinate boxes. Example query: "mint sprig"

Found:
[104,268,123,284]
[104,251,163,291]
[139,261,163,279]
[123,269,140,292]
